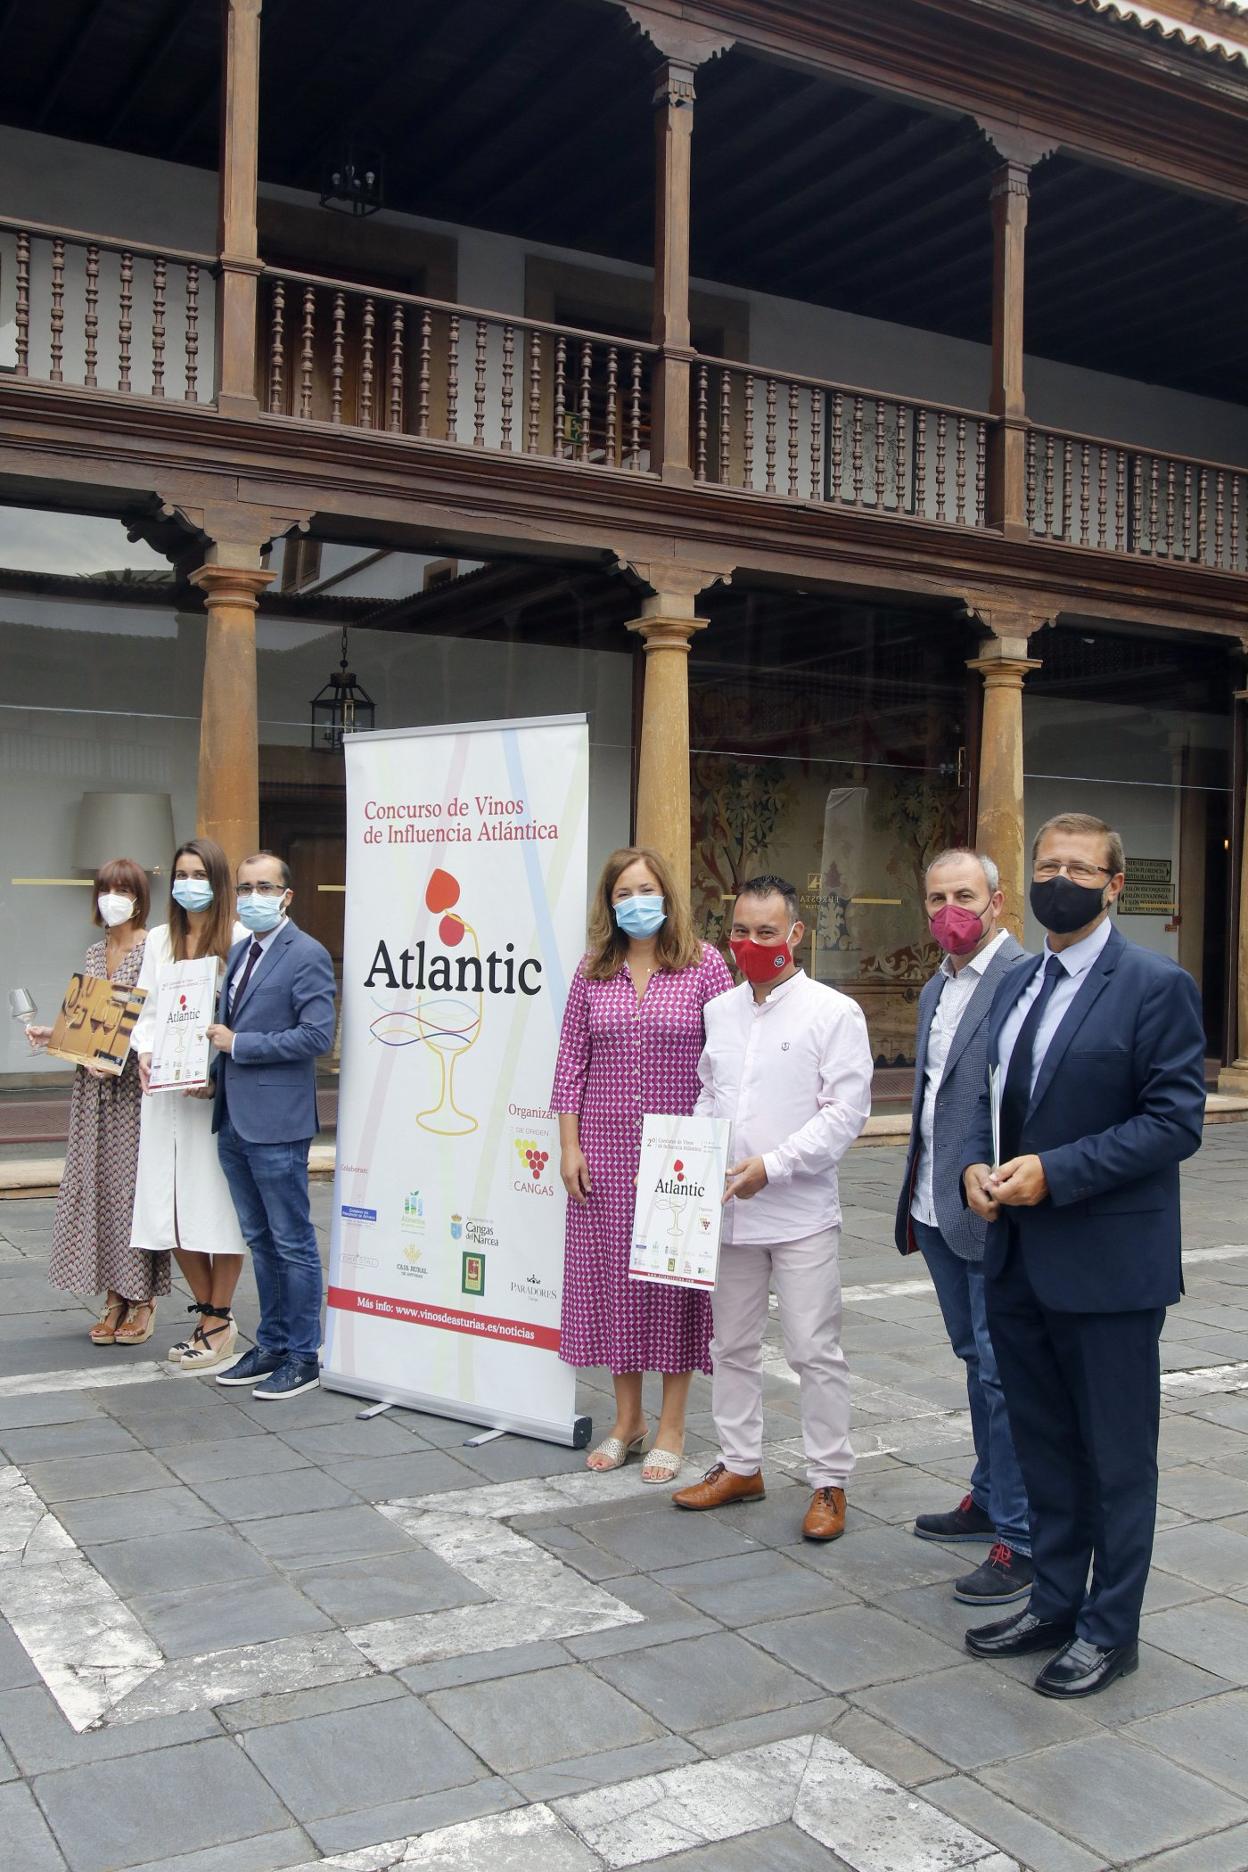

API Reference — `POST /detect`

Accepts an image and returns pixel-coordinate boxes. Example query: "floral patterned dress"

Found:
[551,942,733,1375]
[48,938,171,1304]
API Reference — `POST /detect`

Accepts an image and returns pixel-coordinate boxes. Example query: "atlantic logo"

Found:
[655,1160,706,1198]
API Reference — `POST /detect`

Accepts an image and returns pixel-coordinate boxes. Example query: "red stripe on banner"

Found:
[327,1285,562,1352]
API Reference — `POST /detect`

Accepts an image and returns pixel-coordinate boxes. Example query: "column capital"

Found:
[615,555,732,617]
[967,647,1041,688]
[976,117,1059,171]
[624,6,734,72]
[629,613,707,654]
[189,563,274,608]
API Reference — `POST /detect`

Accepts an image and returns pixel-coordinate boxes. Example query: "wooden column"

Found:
[621,554,732,898]
[966,621,1043,940]
[189,562,271,871]
[1223,683,1248,1091]
[216,0,263,417]
[650,59,696,485]
[980,123,1055,539]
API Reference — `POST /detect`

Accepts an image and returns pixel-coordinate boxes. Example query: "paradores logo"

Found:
[512,1134,556,1197]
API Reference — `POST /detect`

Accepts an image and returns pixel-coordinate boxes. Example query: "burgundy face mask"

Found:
[929,901,989,956]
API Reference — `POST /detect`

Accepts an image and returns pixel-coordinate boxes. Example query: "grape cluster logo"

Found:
[514,1137,550,1180]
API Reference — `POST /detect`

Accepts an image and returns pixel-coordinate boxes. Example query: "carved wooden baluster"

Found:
[84,243,100,388]
[1079,442,1090,545]
[416,308,432,439]
[49,237,65,383]
[1025,429,1037,529]
[578,340,592,463]
[1115,453,1126,551]
[1216,471,1226,568]
[695,363,708,483]
[1166,460,1176,557]
[871,397,885,506]
[474,319,488,447]
[297,284,315,418]
[915,408,927,515]
[955,415,967,524]
[1149,457,1160,554]
[628,349,642,469]
[501,325,515,451]
[1097,447,1108,548]
[830,391,843,502]
[765,378,777,493]
[743,374,755,487]
[446,313,460,443]
[810,387,823,500]
[895,404,907,510]
[1043,433,1055,535]
[14,230,30,375]
[975,422,986,525]
[329,292,345,423]
[1130,454,1143,552]
[789,382,800,496]
[1182,466,1192,559]
[268,278,285,413]
[527,330,541,455]
[851,395,864,504]
[718,368,731,485]
[150,255,167,397]
[358,297,375,427]
[1232,474,1242,570]
[118,250,134,392]
[553,334,567,459]
[935,411,947,519]
[1198,469,1209,563]
[604,344,618,464]
[1061,439,1072,540]
[183,263,198,402]
[387,302,405,432]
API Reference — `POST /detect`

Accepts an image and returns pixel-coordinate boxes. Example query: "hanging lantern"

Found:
[310,624,376,749]
[320,144,384,218]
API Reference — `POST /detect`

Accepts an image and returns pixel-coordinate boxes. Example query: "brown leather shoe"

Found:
[803,1486,846,1542]
[672,1462,765,1511]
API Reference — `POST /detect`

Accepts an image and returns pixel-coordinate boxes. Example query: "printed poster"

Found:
[630,1114,731,1290]
[147,958,219,1092]
[46,972,146,1076]
[323,714,589,1446]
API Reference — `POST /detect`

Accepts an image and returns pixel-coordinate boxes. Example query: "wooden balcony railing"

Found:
[260,268,658,470]
[1027,427,1248,572]
[0,215,214,401]
[692,356,991,527]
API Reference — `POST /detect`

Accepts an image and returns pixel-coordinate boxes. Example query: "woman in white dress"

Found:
[130,837,248,1371]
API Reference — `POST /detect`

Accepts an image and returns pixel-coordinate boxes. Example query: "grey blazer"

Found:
[893,932,1030,1261]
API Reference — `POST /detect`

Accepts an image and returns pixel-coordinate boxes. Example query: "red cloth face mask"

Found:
[730,928,796,983]
[929,901,989,956]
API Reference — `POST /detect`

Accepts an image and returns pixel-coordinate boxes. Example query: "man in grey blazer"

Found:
[894,848,1032,1604]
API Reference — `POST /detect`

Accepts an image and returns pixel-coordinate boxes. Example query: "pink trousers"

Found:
[710,1226,854,1488]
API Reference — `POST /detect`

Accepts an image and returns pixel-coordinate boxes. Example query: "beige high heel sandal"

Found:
[89,1298,127,1345]
[114,1301,157,1346]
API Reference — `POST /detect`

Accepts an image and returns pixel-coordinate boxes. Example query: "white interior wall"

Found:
[3,127,1245,464]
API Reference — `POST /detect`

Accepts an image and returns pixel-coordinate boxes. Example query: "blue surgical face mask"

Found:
[237,892,288,935]
[614,894,666,939]
[172,878,214,913]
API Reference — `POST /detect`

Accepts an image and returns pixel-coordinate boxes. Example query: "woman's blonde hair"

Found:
[583,846,702,981]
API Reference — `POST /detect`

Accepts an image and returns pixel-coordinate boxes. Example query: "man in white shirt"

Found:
[672,875,874,1541]
[894,849,1031,1606]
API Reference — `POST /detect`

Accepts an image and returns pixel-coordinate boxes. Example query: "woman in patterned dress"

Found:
[552,846,733,1480]
[36,858,170,1344]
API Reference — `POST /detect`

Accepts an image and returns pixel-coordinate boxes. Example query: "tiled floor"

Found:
[1,1132,1248,1870]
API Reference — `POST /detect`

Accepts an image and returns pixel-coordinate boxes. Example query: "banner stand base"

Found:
[321,1370,593,1450]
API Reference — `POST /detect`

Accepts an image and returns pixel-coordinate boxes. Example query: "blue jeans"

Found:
[912,1217,1031,1555]
[217,1116,322,1363]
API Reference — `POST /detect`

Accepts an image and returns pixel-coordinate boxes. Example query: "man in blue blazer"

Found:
[207,852,337,1399]
[895,849,1032,1607]
[963,812,1205,1698]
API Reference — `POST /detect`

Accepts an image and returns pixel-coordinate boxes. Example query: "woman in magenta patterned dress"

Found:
[552,846,733,1480]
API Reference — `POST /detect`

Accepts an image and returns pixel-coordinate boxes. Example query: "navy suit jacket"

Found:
[212,920,337,1145]
[894,932,1029,1261]
[964,924,1205,1312]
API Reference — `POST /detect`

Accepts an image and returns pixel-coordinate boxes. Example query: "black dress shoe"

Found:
[1034,1637,1139,1699]
[965,1608,1077,1658]
[914,1494,995,1543]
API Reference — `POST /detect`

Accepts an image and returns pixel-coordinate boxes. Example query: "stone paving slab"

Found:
[2,1132,1248,1870]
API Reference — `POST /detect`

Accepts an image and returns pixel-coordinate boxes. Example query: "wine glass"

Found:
[8,988,36,1029]
[414,918,483,1137]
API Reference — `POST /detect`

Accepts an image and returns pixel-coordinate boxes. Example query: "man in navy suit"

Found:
[895,850,1032,1607]
[963,812,1205,1697]
[207,852,337,1400]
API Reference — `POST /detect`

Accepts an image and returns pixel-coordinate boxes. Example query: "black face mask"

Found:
[1029,875,1106,936]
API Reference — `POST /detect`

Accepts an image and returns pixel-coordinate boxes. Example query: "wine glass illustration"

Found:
[415,868,482,1137]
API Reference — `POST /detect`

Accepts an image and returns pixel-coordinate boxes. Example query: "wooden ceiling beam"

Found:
[32,0,109,132]
[400,0,558,161]
[691,67,825,196]
[694,91,894,244]
[499,67,655,237]
[1031,222,1242,320]
[102,0,191,143]
[167,0,303,164]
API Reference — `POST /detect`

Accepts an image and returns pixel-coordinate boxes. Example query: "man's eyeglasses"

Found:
[236,882,286,897]
[1033,860,1112,883]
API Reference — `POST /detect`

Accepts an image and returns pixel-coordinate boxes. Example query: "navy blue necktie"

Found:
[231,940,264,1014]
[999,954,1065,1162]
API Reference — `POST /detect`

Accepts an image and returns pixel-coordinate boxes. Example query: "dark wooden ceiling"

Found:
[0,0,1244,403]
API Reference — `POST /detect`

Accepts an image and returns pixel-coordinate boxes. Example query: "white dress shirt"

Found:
[695,970,874,1244]
[996,915,1114,1096]
[227,917,288,1014]
[911,930,1009,1226]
